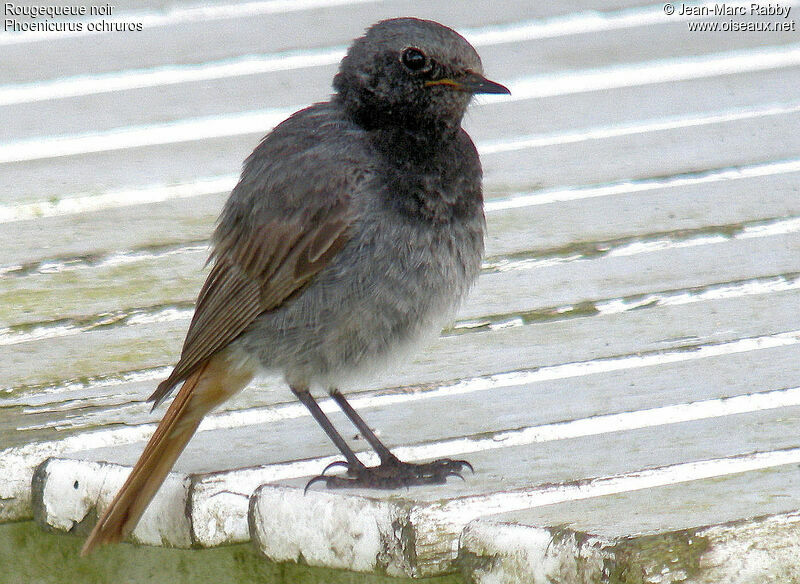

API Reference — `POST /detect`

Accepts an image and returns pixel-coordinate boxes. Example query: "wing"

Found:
[149,105,362,407]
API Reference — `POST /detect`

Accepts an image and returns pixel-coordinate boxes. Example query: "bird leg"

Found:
[295,386,472,490]
[291,385,364,470]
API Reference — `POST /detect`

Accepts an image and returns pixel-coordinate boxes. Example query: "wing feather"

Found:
[149,202,351,408]
[148,104,366,408]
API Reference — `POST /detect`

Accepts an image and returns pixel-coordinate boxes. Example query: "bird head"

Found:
[334,18,510,133]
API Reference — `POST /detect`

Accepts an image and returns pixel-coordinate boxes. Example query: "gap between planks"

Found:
[3,48,800,164]
[1,147,799,227]
[2,211,799,344]
[6,328,800,462]
[1,0,798,101]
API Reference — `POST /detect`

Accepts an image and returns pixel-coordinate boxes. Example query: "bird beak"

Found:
[426,72,511,95]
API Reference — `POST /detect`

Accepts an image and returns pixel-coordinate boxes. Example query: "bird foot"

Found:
[305,456,473,491]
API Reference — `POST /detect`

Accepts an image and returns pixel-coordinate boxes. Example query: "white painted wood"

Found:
[5,276,799,396]
[3,39,800,205]
[0,1,718,83]
[250,486,413,576]
[4,80,800,205]
[248,449,800,576]
[2,0,800,579]
[27,383,800,551]
[2,177,798,328]
[34,457,192,547]
[461,465,800,583]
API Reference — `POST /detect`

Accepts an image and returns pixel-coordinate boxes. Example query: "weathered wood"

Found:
[3,176,798,326]
[3,42,800,204]
[460,465,800,583]
[3,97,798,209]
[10,327,800,527]
[486,167,800,256]
[5,267,800,391]
[2,1,800,581]
[483,108,800,188]
[0,1,692,83]
[249,449,800,577]
[4,23,798,143]
[2,157,798,282]
[29,402,800,570]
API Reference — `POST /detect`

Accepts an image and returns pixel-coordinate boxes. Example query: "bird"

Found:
[81,16,509,555]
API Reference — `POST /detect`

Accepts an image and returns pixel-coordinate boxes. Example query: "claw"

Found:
[321,460,351,475]
[305,457,475,491]
[459,460,474,474]
[305,460,365,492]
[438,458,473,474]
[304,474,329,494]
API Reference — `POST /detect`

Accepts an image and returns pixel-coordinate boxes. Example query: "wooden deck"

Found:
[2,1,800,582]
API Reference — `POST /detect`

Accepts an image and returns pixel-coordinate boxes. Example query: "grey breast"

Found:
[235,107,485,388]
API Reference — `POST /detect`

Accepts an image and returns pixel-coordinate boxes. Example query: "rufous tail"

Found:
[81,353,251,556]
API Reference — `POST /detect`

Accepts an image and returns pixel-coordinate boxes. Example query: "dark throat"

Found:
[333,87,462,140]
[367,122,480,225]
[331,91,479,224]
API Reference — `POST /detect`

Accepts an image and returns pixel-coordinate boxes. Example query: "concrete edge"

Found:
[458,510,800,584]
[32,457,193,548]
[0,424,162,523]
[0,440,79,522]
[458,520,613,583]
[26,449,356,550]
[26,447,800,581]
[249,484,418,578]
[188,456,351,547]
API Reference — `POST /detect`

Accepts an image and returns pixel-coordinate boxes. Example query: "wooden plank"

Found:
[34,405,800,572]
[0,67,334,142]
[20,339,800,468]
[7,323,800,523]
[2,157,798,271]
[63,386,800,495]
[481,108,800,189]
[468,230,800,319]
[7,318,796,472]
[4,21,799,141]
[0,134,253,206]
[0,0,672,83]
[5,317,800,451]
[250,451,800,577]
[3,40,800,204]
[460,468,800,584]
[4,201,798,327]
[3,92,798,208]
[4,245,799,388]
[486,166,800,256]
[57,368,800,486]
[9,334,800,432]
[0,246,206,326]
[0,192,224,267]
[468,463,800,541]
[466,65,800,144]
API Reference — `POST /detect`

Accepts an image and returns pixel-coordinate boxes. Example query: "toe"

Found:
[321,460,351,475]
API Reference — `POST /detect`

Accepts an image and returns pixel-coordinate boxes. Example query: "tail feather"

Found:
[81,361,213,556]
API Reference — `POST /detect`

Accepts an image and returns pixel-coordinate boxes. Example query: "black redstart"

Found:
[82,17,509,555]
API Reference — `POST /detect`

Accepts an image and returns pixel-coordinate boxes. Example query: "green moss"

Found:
[0,521,464,584]
[605,530,710,584]
[483,216,773,274]
[455,548,496,584]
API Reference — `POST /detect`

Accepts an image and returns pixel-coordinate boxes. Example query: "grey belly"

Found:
[234,213,483,389]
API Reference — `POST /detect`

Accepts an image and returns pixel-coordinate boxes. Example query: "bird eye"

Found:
[401,47,429,72]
